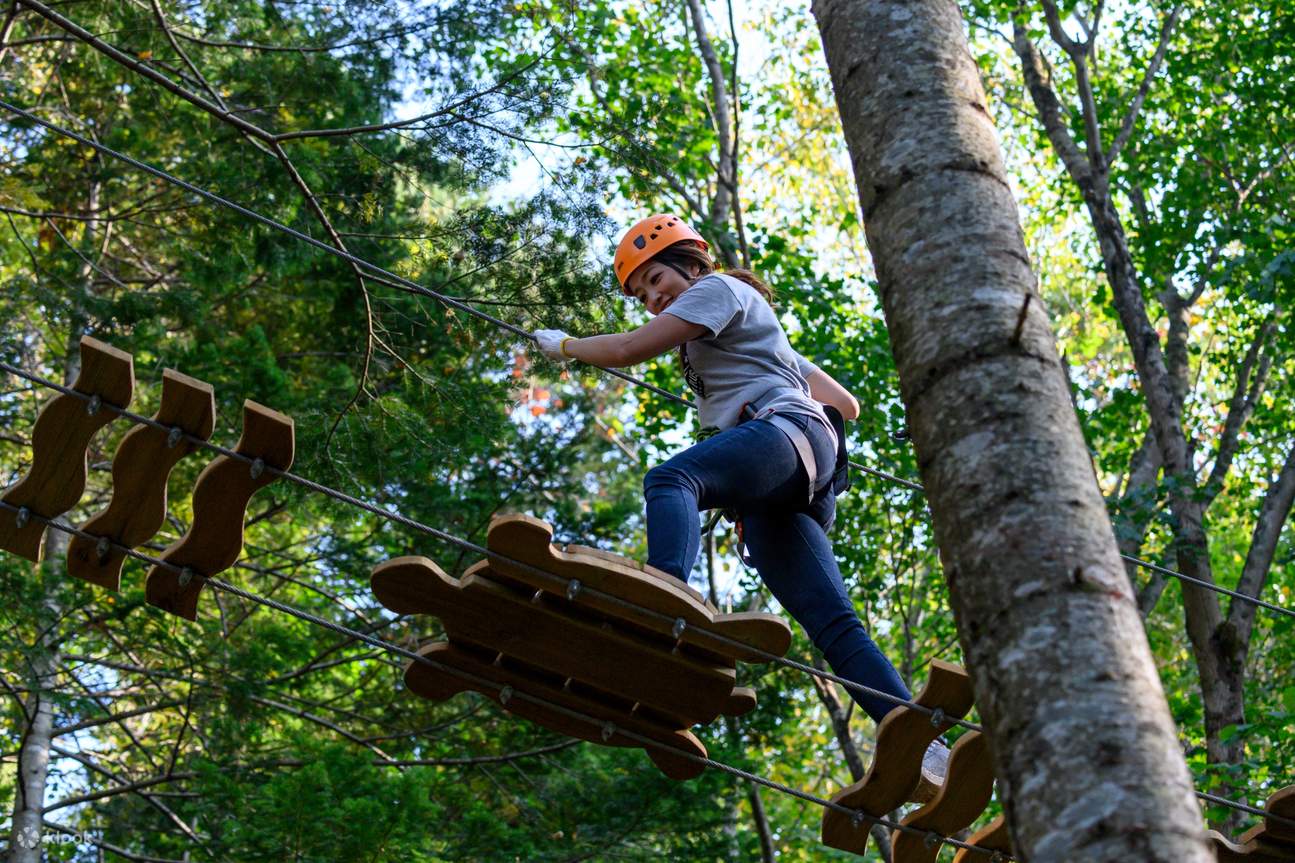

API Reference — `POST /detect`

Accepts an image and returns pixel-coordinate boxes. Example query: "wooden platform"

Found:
[371,513,792,779]
[68,369,215,591]
[145,400,294,619]
[0,337,134,562]
[1209,785,1295,861]
[0,336,293,619]
[951,815,1010,862]
[821,660,1000,860]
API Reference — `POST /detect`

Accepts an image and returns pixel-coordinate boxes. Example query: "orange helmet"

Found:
[612,215,708,294]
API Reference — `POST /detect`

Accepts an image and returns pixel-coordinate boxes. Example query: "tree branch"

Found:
[273,56,539,141]
[18,0,272,140]
[1107,6,1182,166]
[1226,440,1295,641]
[0,0,21,66]
[52,699,184,737]
[48,744,207,846]
[684,0,737,259]
[170,17,441,55]
[1202,316,1275,505]
[1011,17,1093,187]
[42,821,188,863]
[45,771,196,813]
[1039,0,1107,171]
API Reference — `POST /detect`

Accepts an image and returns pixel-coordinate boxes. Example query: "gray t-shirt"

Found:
[663,273,836,445]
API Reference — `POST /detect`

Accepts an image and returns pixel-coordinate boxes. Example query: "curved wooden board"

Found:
[145,400,293,620]
[479,514,791,662]
[822,660,976,855]
[1210,831,1295,863]
[68,370,215,590]
[563,542,712,606]
[404,641,708,780]
[371,556,742,724]
[725,686,757,716]
[1267,785,1295,845]
[892,731,995,863]
[0,337,134,561]
[951,815,1011,863]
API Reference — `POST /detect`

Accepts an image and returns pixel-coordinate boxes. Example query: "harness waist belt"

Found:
[760,412,830,506]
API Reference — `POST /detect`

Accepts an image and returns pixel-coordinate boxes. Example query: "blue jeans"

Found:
[643,414,913,723]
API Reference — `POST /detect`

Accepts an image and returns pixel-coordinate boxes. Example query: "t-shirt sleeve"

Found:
[794,351,820,379]
[662,275,743,337]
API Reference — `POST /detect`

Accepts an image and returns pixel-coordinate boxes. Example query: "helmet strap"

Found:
[660,261,694,282]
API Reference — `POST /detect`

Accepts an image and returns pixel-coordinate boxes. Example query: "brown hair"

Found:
[648,241,774,306]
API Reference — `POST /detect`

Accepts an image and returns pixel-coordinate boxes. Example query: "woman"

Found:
[533,215,947,791]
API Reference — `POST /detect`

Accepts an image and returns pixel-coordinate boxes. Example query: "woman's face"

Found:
[625,260,697,316]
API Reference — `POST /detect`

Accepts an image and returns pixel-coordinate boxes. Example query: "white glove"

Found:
[534,329,574,362]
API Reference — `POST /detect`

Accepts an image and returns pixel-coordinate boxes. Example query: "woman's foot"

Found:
[911,738,950,803]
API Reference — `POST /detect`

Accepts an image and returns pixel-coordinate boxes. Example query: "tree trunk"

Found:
[810,1,1212,859]
[1007,15,1251,810]
[7,175,100,860]
[745,781,777,863]
[8,351,78,863]
[810,658,893,861]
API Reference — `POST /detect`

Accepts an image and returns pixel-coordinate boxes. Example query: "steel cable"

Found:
[2,502,1013,858]
[0,361,975,730]
[10,502,1291,839]
[1,98,1288,624]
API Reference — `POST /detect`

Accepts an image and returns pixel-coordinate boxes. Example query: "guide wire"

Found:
[12,502,1292,837]
[0,97,692,410]
[0,361,978,731]
[1,502,1012,858]
[2,98,1288,623]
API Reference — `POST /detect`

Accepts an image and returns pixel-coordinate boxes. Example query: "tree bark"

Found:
[811,1,1212,859]
[745,781,777,862]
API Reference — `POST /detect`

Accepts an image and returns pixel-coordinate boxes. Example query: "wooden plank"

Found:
[821,660,976,856]
[371,556,746,725]
[1267,785,1295,845]
[892,731,995,863]
[1210,831,1295,862]
[475,514,791,662]
[0,336,134,561]
[67,370,215,590]
[951,815,1011,863]
[145,400,293,620]
[1210,785,1295,862]
[563,542,711,605]
[403,641,709,780]
[372,514,793,779]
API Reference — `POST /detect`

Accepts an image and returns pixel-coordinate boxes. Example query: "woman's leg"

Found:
[643,419,804,581]
[742,507,913,724]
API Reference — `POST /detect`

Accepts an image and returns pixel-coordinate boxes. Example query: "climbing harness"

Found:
[707,397,851,565]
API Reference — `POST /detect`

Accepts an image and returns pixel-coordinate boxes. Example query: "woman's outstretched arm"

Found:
[562,315,708,368]
[805,369,860,421]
